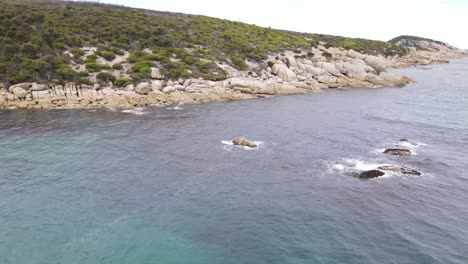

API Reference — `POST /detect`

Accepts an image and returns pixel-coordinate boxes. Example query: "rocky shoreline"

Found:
[1,44,466,110]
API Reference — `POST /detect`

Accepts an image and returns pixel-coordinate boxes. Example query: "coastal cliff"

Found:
[0,1,466,110]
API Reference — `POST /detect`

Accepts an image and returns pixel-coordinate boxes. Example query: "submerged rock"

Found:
[378,166,421,176]
[400,139,417,146]
[358,170,385,179]
[383,148,412,156]
[232,137,257,148]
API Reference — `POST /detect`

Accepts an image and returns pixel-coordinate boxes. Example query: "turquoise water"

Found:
[1,60,468,264]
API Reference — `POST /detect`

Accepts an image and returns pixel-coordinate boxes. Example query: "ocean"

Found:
[1,60,467,264]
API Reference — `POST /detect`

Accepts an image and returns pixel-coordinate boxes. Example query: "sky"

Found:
[94,0,468,48]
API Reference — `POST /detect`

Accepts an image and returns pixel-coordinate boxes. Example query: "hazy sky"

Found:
[96,0,468,48]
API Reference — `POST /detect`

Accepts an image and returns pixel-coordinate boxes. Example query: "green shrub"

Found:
[115,77,132,87]
[71,48,85,58]
[109,47,124,56]
[86,54,97,62]
[183,56,198,65]
[55,64,77,80]
[79,78,92,85]
[96,72,116,82]
[112,63,123,70]
[194,61,210,71]
[132,61,155,72]
[86,63,101,73]
[231,56,247,70]
[165,61,189,78]
[102,51,116,61]
[52,40,66,49]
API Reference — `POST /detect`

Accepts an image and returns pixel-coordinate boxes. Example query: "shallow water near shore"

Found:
[1,60,468,264]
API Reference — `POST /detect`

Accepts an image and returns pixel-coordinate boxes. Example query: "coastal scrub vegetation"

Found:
[0,0,407,85]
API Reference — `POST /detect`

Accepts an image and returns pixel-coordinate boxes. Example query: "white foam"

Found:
[221,140,234,146]
[372,148,387,155]
[167,102,185,110]
[121,109,146,115]
[167,106,184,110]
[344,159,387,171]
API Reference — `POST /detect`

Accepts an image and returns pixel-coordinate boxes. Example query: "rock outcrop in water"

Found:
[232,137,257,148]
[378,166,421,176]
[358,170,385,179]
[383,148,412,156]
[358,166,421,179]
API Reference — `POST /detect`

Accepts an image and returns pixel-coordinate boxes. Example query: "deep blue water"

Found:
[1,60,468,264]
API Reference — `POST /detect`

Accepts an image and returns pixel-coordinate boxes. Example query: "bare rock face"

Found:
[364,55,387,73]
[30,83,48,91]
[364,73,389,86]
[347,49,365,60]
[383,149,412,156]
[271,64,297,82]
[379,72,414,86]
[135,82,151,95]
[359,170,385,179]
[232,137,257,148]
[340,62,367,75]
[317,62,342,77]
[9,83,32,93]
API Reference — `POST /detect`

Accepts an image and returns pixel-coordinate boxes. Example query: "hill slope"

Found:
[0,0,407,85]
[389,35,458,51]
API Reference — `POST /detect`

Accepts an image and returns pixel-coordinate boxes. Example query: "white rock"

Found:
[151,80,163,91]
[285,56,298,68]
[8,83,31,93]
[347,49,365,59]
[102,87,115,95]
[135,82,151,95]
[340,62,367,75]
[162,86,175,94]
[125,84,135,91]
[174,84,185,91]
[379,72,413,86]
[364,55,387,73]
[30,83,48,91]
[12,87,28,99]
[151,68,164,79]
[305,65,327,76]
[271,64,297,82]
[317,62,342,76]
